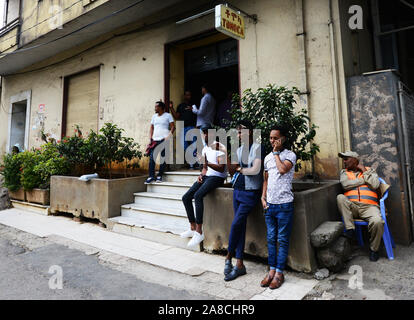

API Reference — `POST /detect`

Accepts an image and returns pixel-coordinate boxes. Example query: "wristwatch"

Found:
[272,151,281,155]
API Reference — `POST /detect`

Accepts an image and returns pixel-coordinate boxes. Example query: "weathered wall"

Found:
[19,0,109,46]
[347,71,413,245]
[0,0,351,179]
[203,181,342,273]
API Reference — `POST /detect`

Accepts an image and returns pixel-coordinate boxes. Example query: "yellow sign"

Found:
[215,5,245,40]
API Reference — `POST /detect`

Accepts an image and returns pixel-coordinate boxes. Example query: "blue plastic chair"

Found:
[353,177,395,260]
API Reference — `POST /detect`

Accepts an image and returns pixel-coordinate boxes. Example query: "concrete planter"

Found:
[50,175,146,225]
[203,180,342,273]
[8,188,26,201]
[26,188,50,205]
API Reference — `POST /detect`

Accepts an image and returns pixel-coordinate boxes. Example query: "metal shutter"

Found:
[66,68,100,136]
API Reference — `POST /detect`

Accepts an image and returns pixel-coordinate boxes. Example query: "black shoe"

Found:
[224,259,233,276]
[343,229,355,240]
[369,249,379,262]
[224,265,246,281]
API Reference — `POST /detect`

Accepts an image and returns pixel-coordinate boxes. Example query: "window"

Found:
[1,0,20,29]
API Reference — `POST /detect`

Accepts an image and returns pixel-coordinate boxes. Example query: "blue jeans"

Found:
[183,126,197,166]
[228,189,261,259]
[265,202,294,272]
[148,139,165,178]
[182,175,224,225]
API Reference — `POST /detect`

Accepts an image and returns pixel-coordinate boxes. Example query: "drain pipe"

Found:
[397,82,414,237]
[295,0,314,178]
[328,0,344,168]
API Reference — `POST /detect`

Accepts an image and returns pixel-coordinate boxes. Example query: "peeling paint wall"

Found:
[347,71,413,245]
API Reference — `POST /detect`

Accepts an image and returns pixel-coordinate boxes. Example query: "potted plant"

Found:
[50,123,145,225]
[0,153,25,201]
[226,84,319,172]
[23,143,70,205]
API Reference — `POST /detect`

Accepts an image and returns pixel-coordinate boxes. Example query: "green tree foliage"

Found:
[1,153,23,192]
[226,85,320,170]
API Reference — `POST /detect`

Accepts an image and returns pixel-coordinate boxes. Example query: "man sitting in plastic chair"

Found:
[336,151,391,262]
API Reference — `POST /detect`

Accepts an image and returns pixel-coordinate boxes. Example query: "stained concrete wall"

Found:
[19,0,109,46]
[203,181,342,273]
[0,0,351,179]
[50,175,147,224]
[347,71,413,245]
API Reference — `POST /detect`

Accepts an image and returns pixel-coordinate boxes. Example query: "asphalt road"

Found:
[0,232,212,300]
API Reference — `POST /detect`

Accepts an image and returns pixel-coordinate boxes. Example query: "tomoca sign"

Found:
[215,4,245,40]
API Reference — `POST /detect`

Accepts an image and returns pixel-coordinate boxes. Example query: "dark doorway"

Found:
[184,38,239,125]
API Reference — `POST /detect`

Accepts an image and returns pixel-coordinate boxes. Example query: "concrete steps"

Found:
[163,171,200,183]
[108,171,201,251]
[146,182,193,196]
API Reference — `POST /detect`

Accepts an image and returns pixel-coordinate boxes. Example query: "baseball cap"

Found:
[338,151,359,158]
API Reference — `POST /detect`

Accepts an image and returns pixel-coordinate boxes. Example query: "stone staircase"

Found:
[107,171,202,251]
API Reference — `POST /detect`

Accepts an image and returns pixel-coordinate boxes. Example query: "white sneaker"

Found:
[187,231,204,247]
[180,229,195,238]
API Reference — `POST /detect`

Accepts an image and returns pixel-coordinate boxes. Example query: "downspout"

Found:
[397,82,414,238]
[328,0,344,168]
[16,0,23,48]
[295,0,313,178]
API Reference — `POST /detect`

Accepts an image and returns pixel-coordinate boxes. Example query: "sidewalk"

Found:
[0,208,317,300]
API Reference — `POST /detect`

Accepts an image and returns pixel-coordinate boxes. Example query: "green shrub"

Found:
[55,123,142,178]
[226,84,319,170]
[18,151,42,191]
[33,143,70,189]
[0,153,22,192]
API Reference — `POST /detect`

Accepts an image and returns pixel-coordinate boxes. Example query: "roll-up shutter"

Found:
[65,68,100,136]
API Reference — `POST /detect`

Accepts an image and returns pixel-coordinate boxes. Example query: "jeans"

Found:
[182,126,197,166]
[228,189,261,259]
[182,175,224,225]
[148,139,165,178]
[264,202,294,272]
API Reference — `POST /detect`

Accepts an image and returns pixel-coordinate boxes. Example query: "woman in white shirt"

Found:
[181,123,228,247]
[146,101,175,184]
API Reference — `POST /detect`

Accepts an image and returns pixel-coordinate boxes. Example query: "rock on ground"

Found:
[316,236,351,272]
[0,177,11,211]
[314,268,330,280]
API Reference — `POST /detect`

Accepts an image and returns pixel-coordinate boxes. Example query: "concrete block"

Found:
[316,236,351,272]
[203,180,342,273]
[50,175,147,224]
[310,221,344,248]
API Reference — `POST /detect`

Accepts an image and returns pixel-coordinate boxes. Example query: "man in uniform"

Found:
[337,151,385,261]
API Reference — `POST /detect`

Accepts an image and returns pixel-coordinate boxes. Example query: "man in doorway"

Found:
[170,91,198,169]
[191,84,216,128]
[337,151,385,262]
[260,126,296,290]
[181,123,227,247]
[146,101,175,184]
[224,120,264,281]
